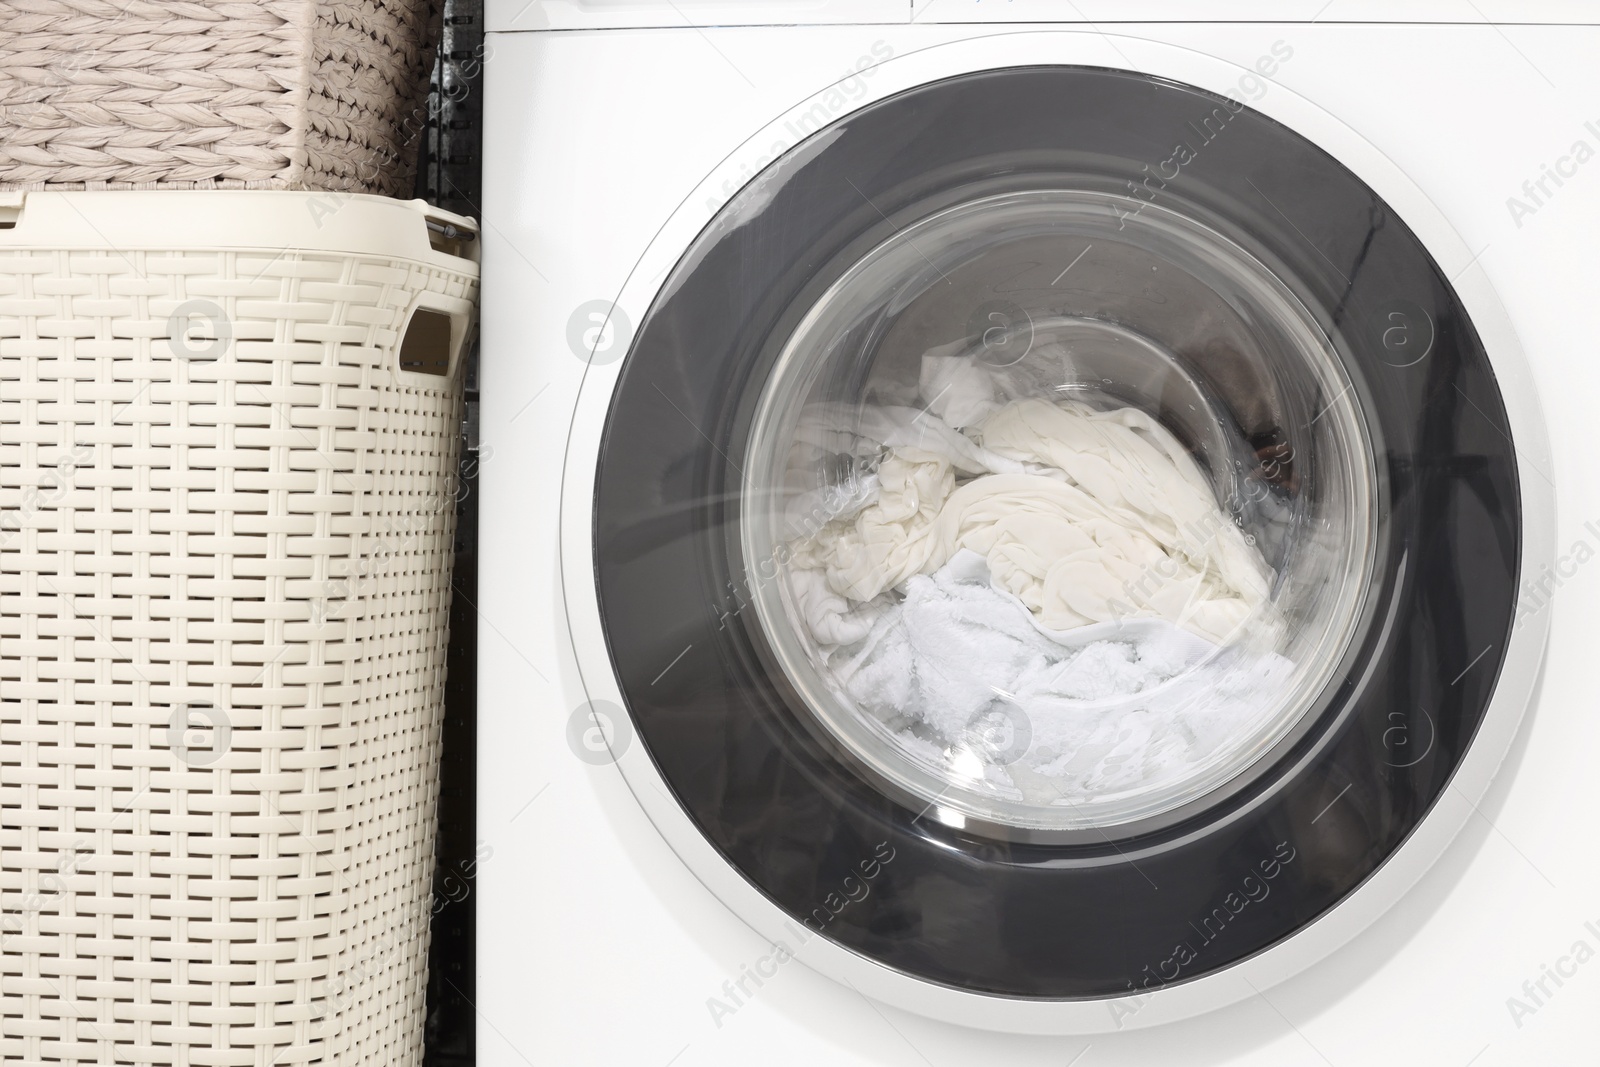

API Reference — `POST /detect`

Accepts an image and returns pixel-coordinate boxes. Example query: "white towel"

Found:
[809,551,1295,804]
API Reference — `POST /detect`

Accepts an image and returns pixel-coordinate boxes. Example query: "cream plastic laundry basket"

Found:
[0,191,477,1066]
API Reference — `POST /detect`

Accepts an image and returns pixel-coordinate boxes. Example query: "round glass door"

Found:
[592,66,1520,998]
[740,189,1378,835]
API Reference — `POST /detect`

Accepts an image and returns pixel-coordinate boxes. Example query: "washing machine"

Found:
[478,3,1600,1064]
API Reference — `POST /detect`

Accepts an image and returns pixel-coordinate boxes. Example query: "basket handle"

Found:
[0,191,24,228]
[396,289,476,381]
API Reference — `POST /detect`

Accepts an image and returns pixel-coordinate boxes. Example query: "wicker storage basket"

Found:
[0,0,443,197]
[0,190,477,1065]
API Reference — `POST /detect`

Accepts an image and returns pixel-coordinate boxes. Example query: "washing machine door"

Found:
[590,67,1523,1005]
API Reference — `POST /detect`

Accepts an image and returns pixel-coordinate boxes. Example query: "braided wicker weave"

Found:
[0,191,477,1065]
[0,1,443,196]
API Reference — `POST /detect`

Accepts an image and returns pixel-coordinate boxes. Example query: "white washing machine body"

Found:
[479,5,1600,1064]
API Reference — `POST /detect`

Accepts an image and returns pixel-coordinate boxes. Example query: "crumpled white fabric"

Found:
[789,357,1274,645]
[921,345,1001,428]
[777,400,1028,541]
[819,550,1296,803]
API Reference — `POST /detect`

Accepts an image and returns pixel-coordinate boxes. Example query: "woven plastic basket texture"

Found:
[0,1,445,197]
[0,190,478,1065]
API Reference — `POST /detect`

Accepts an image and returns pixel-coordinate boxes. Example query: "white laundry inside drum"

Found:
[738,191,1377,834]
[781,354,1296,810]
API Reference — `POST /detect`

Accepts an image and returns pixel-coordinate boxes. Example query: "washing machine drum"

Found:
[593,67,1519,998]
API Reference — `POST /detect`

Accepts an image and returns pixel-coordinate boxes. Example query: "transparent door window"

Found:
[740,191,1379,834]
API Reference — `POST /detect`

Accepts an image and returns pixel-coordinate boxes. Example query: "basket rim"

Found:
[0,189,479,272]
